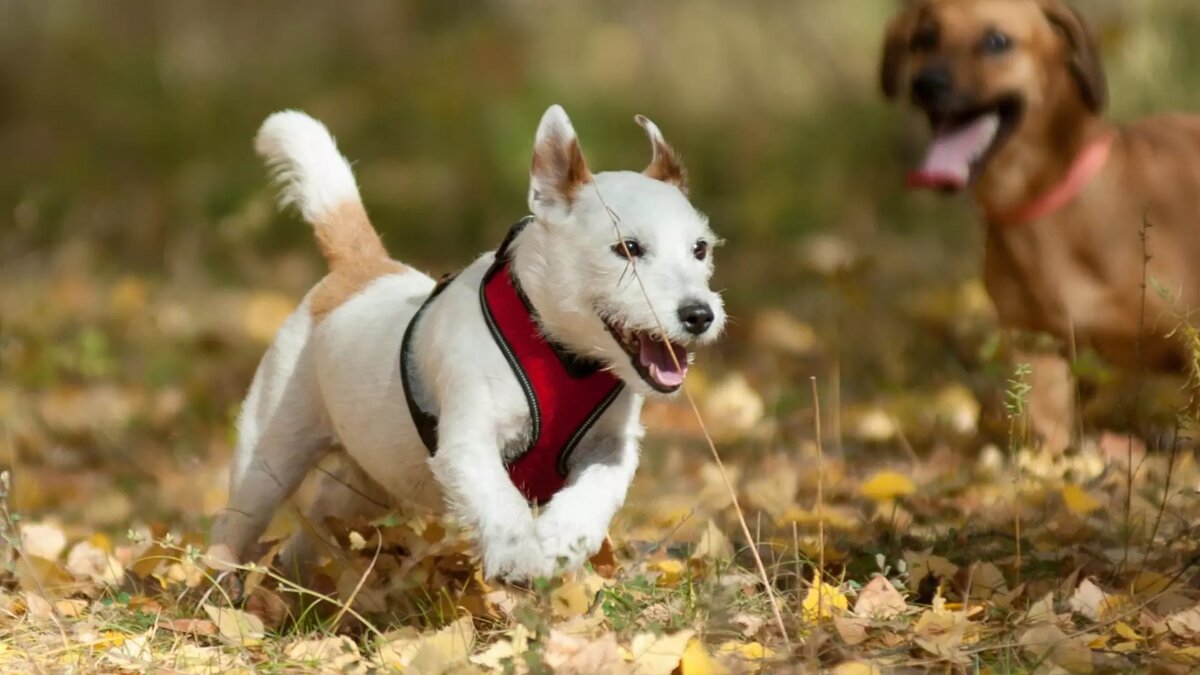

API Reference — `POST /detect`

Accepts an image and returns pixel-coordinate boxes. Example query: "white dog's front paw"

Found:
[535,513,603,575]
[481,528,553,582]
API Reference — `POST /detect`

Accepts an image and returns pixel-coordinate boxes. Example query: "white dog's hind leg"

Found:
[211,302,333,561]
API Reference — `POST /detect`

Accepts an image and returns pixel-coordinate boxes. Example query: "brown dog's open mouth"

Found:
[907,97,1022,191]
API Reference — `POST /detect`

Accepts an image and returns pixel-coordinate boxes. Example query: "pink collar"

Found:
[987,132,1114,227]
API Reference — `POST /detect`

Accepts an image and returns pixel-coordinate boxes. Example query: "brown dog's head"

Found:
[880,0,1106,192]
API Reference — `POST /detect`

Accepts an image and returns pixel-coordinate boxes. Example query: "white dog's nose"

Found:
[678,301,715,335]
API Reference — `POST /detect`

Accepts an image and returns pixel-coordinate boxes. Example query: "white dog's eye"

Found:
[612,239,644,259]
[693,239,709,261]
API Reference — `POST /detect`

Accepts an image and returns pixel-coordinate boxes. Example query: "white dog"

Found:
[209,105,725,581]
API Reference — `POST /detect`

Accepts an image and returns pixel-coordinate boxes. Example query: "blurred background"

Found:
[3,0,1200,537]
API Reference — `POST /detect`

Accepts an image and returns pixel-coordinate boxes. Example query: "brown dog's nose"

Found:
[911,67,953,107]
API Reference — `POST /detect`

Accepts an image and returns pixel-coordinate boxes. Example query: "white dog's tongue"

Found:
[907,113,1000,190]
[638,334,688,389]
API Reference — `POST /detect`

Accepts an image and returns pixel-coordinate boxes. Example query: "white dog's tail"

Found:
[255,111,388,270]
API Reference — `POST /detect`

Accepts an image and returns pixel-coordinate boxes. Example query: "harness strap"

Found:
[399,217,624,504]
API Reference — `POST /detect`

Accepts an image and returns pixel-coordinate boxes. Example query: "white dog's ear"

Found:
[635,114,687,194]
[529,105,593,222]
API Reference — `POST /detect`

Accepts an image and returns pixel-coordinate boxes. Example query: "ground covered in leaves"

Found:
[5,260,1200,674]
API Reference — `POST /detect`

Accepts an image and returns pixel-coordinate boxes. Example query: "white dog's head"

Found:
[511,105,725,396]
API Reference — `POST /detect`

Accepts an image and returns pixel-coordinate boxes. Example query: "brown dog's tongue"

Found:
[906,114,1000,190]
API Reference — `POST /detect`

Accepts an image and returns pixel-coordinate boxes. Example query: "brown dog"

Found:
[881,0,1200,450]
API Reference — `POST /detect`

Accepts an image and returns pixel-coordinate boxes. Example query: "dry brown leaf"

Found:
[834,616,870,646]
[966,562,1008,601]
[1019,624,1094,673]
[161,618,219,637]
[53,598,88,618]
[854,575,906,620]
[15,555,76,596]
[285,635,361,670]
[589,536,618,578]
[202,603,265,647]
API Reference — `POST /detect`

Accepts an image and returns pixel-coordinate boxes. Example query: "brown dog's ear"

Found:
[1042,1,1108,113]
[635,114,688,194]
[880,6,919,100]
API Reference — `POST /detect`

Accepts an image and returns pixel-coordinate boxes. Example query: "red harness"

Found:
[401,219,625,505]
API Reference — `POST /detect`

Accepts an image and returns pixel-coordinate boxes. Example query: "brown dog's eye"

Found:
[910,26,938,52]
[979,30,1012,55]
[693,240,708,261]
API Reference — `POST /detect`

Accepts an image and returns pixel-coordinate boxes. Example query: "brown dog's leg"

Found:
[1019,351,1076,455]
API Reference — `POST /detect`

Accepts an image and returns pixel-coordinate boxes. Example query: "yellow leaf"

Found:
[680,638,727,675]
[834,663,883,675]
[630,630,695,675]
[202,603,265,647]
[802,579,849,623]
[1114,621,1142,641]
[551,574,607,619]
[1061,484,1101,516]
[717,640,776,660]
[859,471,916,502]
[649,559,687,587]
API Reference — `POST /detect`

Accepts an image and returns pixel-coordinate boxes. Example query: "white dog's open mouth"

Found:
[601,317,689,393]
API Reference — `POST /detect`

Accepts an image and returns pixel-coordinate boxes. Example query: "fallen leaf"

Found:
[802,579,849,622]
[589,536,618,578]
[913,608,971,659]
[966,562,1008,601]
[629,630,695,675]
[285,636,361,670]
[854,575,906,620]
[1061,484,1102,517]
[65,540,125,587]
[648,559,687,587]
[376,616,474,671]
[470,625,530,670]
[833,662,883,675]
[54,598,88,618]
[716,640,775,660]
[552,574,605,619]
[691,520,733,561]
[1019,624,1093,673]
[20,522,67,560]
[1167,605,1200,639]
[543,630,623,674]
[859,471,916,502]
[161,618,218,637]
[202,603,265,647]
[680,638,727,675]
[834,616,870,646]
